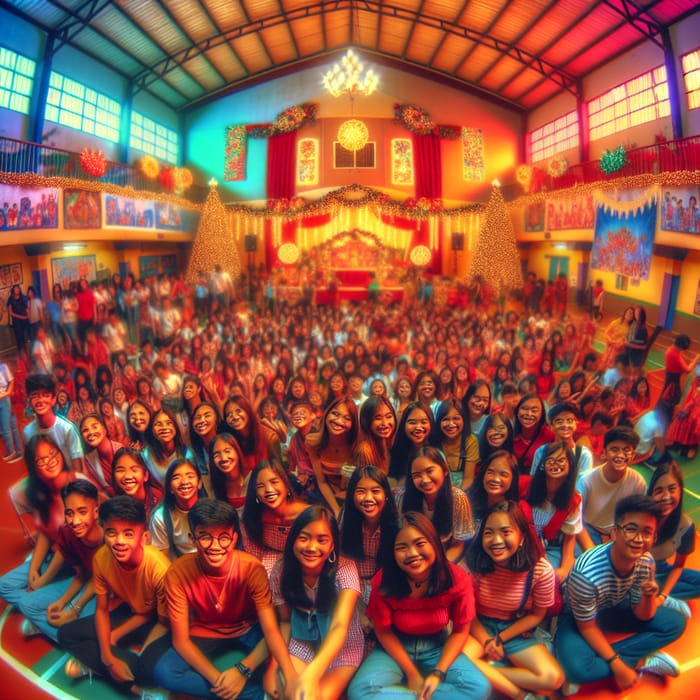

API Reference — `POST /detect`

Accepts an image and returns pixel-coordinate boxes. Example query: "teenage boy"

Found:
[18,480,102,641]
[578,426,646,551]
[531,402,593,478]
[287,399,317,495]
[58,496,169,692]
[144,498,296,700]
[23,374,84,473]
[554,495,687,693]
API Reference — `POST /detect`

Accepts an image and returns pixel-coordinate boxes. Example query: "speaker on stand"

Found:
[244,234,257,300]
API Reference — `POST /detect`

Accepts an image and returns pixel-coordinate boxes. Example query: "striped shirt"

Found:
[565,542,654,622]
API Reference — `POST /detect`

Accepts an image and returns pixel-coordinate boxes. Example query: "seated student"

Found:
[465,501,563,700]
[268,505,364,700]
[587,411,614,466]
[554,495,687,693]
[111,446,163,521]
[18,480,102,641]
[347,512,490,700]
[23,373,84,473]
[286,398,318,496]
[144,498,297,700]
[578,426,647,551]
[58,496,169,692]
[79,413,123,497]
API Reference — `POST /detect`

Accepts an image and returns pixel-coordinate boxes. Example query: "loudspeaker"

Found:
[244,234,257,252]
[24,243,51,256]
[451,232,464,251]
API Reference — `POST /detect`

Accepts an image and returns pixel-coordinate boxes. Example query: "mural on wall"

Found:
[391,139,413,185]
[0,185,58,230]
[297,138,319,186]
[63,189,101,229]
[660,187,700,232]
[155,201,183,230]
[104,194,155,228]
[225,125,247,182]
[591,199,657,282]
[524,202,545,232]
[462,127,485,182]
[52,256,97,288]
[139,255,159,279]
[546,194,595,230]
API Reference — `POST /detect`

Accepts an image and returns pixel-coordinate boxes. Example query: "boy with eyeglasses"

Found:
[554,495,687,694]
[142,498,296,700]
[577,426,647,551]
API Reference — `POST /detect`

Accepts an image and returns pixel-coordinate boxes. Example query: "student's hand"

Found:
[640,577,659,598]
[484,637,505,661]
[262,664,284,700]
[211,667,247,700]
[26,570,41,592]
[418,673,441,700]
[47,605,78,627]
[611,659,638,690]
[288,673,320,700]
[406,672,425,694]
[107,657,134,683]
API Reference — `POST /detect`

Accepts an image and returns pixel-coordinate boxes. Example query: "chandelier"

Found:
[322,49,378,98]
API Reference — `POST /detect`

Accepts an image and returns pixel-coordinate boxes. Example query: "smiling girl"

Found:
[513,394,554,475]
[432,399,478,490]
[111,446,162,520]
[268,505,364,700]
[353,396,397,475]
[348,511,490,700]
[388,401,434,489]
[79,413,123,497]
[126,399,152,450]
[208,432,248,509]
[468,450,521,532]
[465,501,563,700]
[143,407,188,487]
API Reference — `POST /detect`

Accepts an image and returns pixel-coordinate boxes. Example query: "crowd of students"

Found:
[0,269,699,700]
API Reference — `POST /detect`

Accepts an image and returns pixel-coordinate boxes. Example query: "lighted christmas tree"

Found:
[467,184,523,295]
[186,179,241,285]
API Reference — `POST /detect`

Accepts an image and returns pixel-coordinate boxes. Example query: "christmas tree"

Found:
[186,180,241,284]
[467,184,523,294]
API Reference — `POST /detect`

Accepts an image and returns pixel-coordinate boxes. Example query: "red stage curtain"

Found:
[267,131,296,199]
[413,132,442,199]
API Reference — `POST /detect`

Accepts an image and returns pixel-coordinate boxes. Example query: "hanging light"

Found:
[338,118,369,152]
[322,49,379,98]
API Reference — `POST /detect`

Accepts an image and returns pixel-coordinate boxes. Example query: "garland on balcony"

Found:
[246,103,319,138]
[600,146,628,174]
[393,103,460,139]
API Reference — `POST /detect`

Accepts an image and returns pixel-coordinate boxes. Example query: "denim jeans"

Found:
[655,559,700,600]
[0,396,21,455]
[348,632,490,700]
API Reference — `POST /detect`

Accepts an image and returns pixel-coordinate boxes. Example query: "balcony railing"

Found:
[0,136,207,202]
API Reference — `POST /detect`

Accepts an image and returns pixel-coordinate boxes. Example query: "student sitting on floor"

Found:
[58,496,169,693]
[554,495,687,694]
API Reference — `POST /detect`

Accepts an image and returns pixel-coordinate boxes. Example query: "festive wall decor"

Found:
[186,181,241,284]
[468,185,523,294]
[592,192,657,281]
[224,125,247,181]
[297,138,319,186]
[140,155,160,179]
[391,138,413,185]
[462,127,485,182]
[63,188,101,229]
[524,202,545,232]
[155,201,184,230]
[104,194,155,228]
[52,255,97,288]
[659,187,700,232]
[79,148,107,177]
[548,155,569,178]
[0,185,58,230]
[393,103,459,139]
[600,146,628,174]
[247,103,318,139]
[139,255,159,279]
[546,194,595,230]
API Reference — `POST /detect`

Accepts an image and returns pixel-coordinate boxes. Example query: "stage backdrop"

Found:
[591,195,657,282]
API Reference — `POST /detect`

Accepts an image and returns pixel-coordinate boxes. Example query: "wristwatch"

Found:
[235,661,253,678]
[429,668,446,682]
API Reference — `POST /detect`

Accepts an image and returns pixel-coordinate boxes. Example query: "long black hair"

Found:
[280,505,339,613]
[25,434,71,524]
[208,432,246,503]
[477,413,514,462]
[388,401,435,480]
[431,399,471,466]
[528,440,578,511]
[340,466,398,563]
[648,459,684,544]
[145,406,187,464]
[467,449,519,523]
[379,511,453,598]
[160,458,205,558]
[402,446,453,539]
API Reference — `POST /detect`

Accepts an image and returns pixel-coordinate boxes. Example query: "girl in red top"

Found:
[347,512,490,700]
[513,394,554,476]
[208,433,247,509]
[465,501,563,700]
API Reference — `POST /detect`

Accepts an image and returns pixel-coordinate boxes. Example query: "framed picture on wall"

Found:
[659,188,700,232]
[139,256,159,279]
[51,255,97,289]
[64,189,102,229]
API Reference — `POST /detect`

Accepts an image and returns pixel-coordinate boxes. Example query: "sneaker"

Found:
[663,595,691,619]
[141,691,168,700]
[639,651,680,678]
[20,618,41,638]
[560,682,580,696]
[7,453,23,464]
[65,657,91,680]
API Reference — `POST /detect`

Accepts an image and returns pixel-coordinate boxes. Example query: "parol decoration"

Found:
[79,148,107,178]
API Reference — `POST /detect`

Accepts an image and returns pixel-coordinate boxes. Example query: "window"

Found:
[588,66,669,141]
[528,111,579,163]
[130,111,179,164]
[391,138,413,185]
[45,71,121,142]
[0,47,36,114]
[681,48,700,110]
[334,142,376,168]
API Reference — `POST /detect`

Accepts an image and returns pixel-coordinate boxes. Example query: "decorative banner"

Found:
[104,194,155,228]
[524,202,545,232]
[391,138,413,185]
[63,188,101,229]
[660,187,700,232]
[52,255,97,288]
[224,125,247,181]
[297,138,319,186]
[592,199,657,281]
[546,194,594,230]
[462,127,484,182]
[155,201,183,230]
[0,185,58,230]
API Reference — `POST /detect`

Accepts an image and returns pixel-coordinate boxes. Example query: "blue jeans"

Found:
[554,602,686,684]
[656,559,700,600]
[0,558,70,607]
[0,396,21,455]
[348,632,490,700]
[149,623,264,699]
